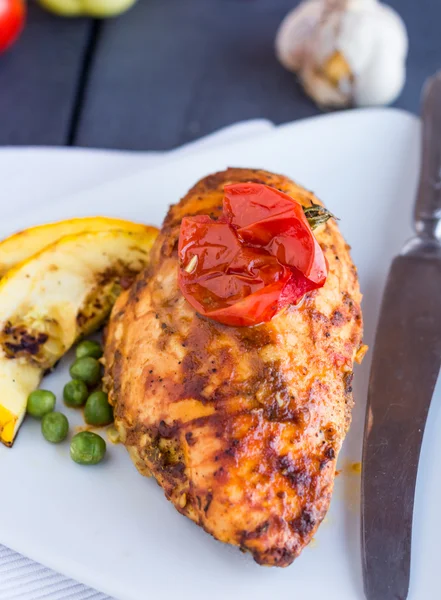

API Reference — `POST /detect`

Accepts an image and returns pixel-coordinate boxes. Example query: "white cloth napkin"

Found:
[0,120,273,218]
[0,119,274,600]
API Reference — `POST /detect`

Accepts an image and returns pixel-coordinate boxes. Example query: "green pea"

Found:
[69,357,101,385]
[26,390,56,418]
[84,391,113,426]
[41,412,69,443]
[63,379,88,407]
[75,340,103,360]
[70,431,106,465]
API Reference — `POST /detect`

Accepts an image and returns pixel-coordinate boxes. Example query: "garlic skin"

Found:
[275,0,408,108]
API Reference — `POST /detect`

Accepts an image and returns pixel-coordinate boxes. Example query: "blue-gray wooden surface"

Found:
[0,0,440,150]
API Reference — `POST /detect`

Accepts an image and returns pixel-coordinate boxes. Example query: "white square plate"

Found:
[1,109,436,600]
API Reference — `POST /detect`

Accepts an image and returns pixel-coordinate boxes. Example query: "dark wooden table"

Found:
[0,0,439,151]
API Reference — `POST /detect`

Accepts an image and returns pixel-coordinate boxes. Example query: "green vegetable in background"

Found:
[26,390,56,418]
[41,412,69,443]
[69,357,101,385]
[75,340,103,360]
[84,391,113,426]
[70,431,106,465]
[64,380,89,407]
[38,0,137,18]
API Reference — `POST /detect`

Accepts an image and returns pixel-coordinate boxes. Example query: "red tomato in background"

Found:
[0,0,26,53]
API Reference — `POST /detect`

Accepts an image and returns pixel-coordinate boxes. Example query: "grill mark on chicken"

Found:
[343,372,354,395]
[330,310,346,326]
[204,492,213,514]
[157,420,179,438]
[254,547,294,567]
[240,520,270,548]
[278,455,312,496]
[185,431,196,446]
[290,509,316,536]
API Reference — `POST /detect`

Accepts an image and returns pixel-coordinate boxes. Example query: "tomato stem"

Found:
[303,203,336,230]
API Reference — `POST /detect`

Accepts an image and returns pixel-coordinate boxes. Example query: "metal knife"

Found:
[361,71,441,600]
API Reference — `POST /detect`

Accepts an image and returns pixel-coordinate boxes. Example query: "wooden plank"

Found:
[0,3,92,146]
[76,0,441,151]
[74,0,315,150]
[387,0,441,113]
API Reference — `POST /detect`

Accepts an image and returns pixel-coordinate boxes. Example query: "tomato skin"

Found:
[0,0,26,53]
[179,217,290,322]
[224,183,326,284]
[204,278,289,327]
[178,183,328,327]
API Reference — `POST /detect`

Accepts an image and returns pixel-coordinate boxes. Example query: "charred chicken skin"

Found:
[104,168,363,567]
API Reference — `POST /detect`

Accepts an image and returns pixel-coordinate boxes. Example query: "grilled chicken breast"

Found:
[104,168,364,567]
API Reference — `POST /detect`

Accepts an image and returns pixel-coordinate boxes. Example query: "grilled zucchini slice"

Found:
[0,228,158,446]
[0,216,151,277]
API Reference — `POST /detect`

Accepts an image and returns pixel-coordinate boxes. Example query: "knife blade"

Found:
[361,70,441,600]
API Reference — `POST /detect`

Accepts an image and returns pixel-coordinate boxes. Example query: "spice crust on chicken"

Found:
[104,167,364,567]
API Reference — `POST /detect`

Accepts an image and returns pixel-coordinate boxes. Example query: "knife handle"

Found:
[414,70,441,239]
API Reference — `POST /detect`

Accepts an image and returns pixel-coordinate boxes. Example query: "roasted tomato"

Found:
[178,183,329,327]
[0,0,25,53]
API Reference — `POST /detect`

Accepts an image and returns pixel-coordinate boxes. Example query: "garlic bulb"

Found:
[275,0,408,108]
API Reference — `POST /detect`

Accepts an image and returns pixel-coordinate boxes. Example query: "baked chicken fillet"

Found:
[104,168,364,567]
